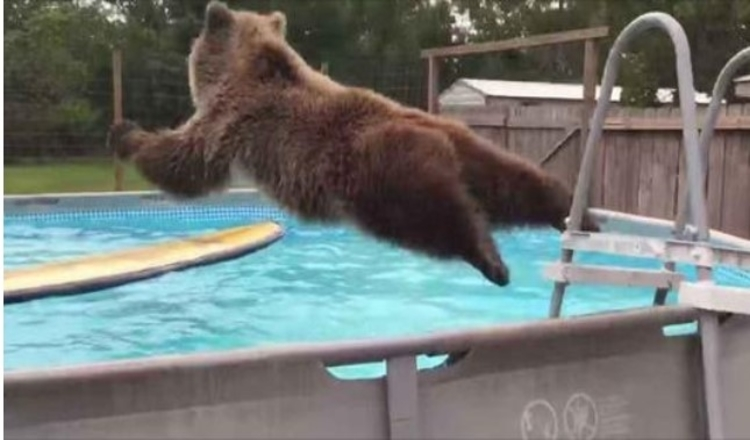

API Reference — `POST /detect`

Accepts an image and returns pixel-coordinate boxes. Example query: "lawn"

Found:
[4,159,152,194]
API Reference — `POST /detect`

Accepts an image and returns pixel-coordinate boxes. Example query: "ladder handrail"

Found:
[566,12,709,242]
[546,14,746,439]
[674,47,750,237]
[550,12,711,320]
[546,15,750,439]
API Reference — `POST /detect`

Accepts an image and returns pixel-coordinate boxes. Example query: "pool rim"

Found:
[4,304,699,383]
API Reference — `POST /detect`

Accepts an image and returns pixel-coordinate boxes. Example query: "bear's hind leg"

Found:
[346,123,511,286]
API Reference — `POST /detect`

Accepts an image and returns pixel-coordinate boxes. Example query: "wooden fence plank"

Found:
[489,125,506,153]
[706,105,728,230]
[653,107,681,220]
[636,107,658,217]
[720,104,750,237]
[627,107,643,214]
[542,130,579,190]
[554,104,579,188]
[451,103,748,238]
[604,115,750,131]
[602,107,627,211]
[449,112,750,131]
[473,127,495,145]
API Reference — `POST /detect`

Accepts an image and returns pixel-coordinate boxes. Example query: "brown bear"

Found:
[107,1,599,288]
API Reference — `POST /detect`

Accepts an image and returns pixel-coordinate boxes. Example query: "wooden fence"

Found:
[441,103,750,239]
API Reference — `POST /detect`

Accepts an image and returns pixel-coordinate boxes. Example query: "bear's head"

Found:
[187,1,289,107]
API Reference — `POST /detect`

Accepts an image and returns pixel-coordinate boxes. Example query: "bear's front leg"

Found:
[106,119,233,198]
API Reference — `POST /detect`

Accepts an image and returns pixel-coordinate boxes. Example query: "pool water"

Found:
[5,204,750,378]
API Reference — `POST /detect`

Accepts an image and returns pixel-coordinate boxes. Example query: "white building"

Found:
[733,74,750,99]
[438,78,713,110]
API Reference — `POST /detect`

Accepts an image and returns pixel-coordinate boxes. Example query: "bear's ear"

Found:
[205,1,233,33]
[268,11,287,37]
[254,43,297,84]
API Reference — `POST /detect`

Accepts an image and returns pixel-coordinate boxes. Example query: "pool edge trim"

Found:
[4,305,699,383]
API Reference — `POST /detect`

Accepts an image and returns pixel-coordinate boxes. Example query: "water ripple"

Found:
[5,212,748,373]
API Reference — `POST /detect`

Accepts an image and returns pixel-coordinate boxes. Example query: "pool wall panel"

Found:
[723,315,750,437]
[5,359,388,439]
[6,307,712,440]
[417,326,704,439]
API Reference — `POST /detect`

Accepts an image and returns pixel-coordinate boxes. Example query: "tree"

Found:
[5,0,116,148]
[450,0,750,106]
[6,0,750,163]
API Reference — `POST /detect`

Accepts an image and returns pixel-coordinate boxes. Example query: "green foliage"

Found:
[452,0,750,104]
[5,0,750,163]
[52,98,102,133]
[5,0,116,139]
[619,53,660,107]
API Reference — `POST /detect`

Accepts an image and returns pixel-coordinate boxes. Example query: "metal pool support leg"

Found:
[699,311,725,440]
[549,12,709,319]
[653,263,674,305]
[548,250,572,317]
[386,356,420,439]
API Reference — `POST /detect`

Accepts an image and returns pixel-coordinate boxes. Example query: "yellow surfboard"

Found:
[4,222,284,304]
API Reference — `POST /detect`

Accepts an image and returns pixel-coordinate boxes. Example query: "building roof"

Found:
[441,78,712,105]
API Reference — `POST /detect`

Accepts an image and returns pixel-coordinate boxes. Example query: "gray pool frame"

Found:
[5,11,750,440]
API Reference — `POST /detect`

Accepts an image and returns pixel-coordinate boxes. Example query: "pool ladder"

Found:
[543,12,750,440]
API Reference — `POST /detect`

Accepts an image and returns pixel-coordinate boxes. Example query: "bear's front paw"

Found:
[107,119,141,160]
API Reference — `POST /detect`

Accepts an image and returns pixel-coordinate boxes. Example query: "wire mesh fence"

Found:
[4,50,429,166]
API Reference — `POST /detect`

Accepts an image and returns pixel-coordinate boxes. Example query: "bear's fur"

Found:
[108,1,600,287]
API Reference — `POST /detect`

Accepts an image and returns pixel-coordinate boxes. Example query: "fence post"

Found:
[112,48,124,192]
[427,56,439,114]
[581,38,598,201]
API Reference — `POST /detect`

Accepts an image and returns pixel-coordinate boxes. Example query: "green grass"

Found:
[4,159,152,194]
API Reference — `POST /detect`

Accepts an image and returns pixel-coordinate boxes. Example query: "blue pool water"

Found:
[5,203,750,377]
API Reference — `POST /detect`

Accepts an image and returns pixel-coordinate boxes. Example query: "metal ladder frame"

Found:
[542,12,750,440]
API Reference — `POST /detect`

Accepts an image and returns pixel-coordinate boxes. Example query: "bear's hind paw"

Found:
[477,260,511,287]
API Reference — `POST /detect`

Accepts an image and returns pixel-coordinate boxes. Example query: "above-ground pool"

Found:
[5,192,750,378]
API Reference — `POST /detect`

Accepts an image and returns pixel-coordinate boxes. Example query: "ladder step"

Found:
[544,263,683,289]
[678,282,750,314]
[561,231,750,270]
